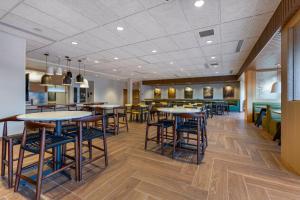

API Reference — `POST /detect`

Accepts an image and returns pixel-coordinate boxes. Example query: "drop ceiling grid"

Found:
[0,0,281,80]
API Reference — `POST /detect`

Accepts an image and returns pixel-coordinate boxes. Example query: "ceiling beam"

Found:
[237,0,300,77]
[142,75,239,85]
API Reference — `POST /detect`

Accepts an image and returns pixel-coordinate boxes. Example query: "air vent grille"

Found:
[236,40,244,53]
[199,29,214,37]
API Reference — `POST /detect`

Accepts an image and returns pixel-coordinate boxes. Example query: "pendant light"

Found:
[62,58,72,86]
[41,53,53,86]
[75,59,84,83]
[271,64,281,93]
[80,63,89,88]
[65,56,73,78]
[55,57,63,75]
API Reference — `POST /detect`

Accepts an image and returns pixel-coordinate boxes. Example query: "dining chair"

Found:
[144,105,174,154]
[14,121,79,200]
[70,115,108,181]
[0,115,40,188]
[114,106,129,134]
[175,112,207,164]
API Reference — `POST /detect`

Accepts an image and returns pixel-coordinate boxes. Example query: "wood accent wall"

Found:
[238,0,300,76]
[142,75,239,85]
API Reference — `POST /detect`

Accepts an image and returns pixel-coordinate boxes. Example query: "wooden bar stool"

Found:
[14,121,79,200]
[0,115,40,188]
[114,106,129,134]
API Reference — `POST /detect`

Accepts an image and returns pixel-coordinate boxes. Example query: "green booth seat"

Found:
[252,102,281,122]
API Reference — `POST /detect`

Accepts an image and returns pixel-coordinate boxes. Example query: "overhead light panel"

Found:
[194,0,205,7]
[199,29,214,37]
[236,40,244,53]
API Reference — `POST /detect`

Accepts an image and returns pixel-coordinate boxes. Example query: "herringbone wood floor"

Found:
[1,113,300,200]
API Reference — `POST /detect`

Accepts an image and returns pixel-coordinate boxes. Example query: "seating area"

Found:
[1,0,300,199]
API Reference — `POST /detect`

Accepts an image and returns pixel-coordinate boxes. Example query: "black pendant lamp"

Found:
[65,56,73,78]
[41,53,52,86]
[75,59,84,83]
[62,57,72,86]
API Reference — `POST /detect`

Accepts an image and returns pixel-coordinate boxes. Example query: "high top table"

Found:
[17,111,92,170]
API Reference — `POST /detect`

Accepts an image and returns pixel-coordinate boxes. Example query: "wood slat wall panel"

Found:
[238,0,300,76]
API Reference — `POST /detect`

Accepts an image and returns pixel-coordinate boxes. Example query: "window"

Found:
[288,22,300,101]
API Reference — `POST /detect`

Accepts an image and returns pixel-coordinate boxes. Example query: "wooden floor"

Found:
[1,113,300,200]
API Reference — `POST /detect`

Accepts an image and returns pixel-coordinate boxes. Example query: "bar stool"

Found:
[144,106,173,154]
[14,121,79,200]
[175,113,207,164]
[0,115,40,188]
[114,106,129,134]
[69,115,108,181]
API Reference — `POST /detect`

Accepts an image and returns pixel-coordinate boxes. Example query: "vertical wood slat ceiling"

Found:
[237,0,300,76]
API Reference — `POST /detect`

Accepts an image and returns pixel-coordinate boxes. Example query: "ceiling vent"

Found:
[199,29,214,37]
[236,40,244,53]
[204,63,210,69]
[210,62,219,67]
[230,70,234,74]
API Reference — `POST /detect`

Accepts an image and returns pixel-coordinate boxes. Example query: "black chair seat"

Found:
[149,120,173,128]
[62,124,78,133]
[67,127,104,141]
[24,134,75,153]
[117,113,126,118]
[106,113,115,118]
[4,132,44,145]
[176,125,198,134]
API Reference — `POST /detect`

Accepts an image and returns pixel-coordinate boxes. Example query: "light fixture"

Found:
[137,65,142,69]
[117,26,124,31]
[94,60,99,63]
[75,60,84,83]
[194,0,205,7]
[41,53,53,86]
[211,56,216,59]
[206,40,213,44]
[215,71,219,74]
[170,61,174,65]
[80,63,89,88]
[66,57,73,78]
[152,50,157,53]
[71,41,78,45]
[271,64,281,93]
[55,57,63,75]
[114,57,119,60]
[46,66,54,75]
[62,75,72,86]
[113,69,117,72]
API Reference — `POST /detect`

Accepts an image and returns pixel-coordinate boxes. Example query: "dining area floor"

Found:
[0,113,299,200]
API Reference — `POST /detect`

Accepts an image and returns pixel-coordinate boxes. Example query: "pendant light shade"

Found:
[46,66,54,75]
[56,67,63,75]
[75,59,84,83]
[80,78,89,88]
[65,57,72,78]
[62,75,72,86]
[271,64,281,93]
[41,53,53,86]
[41,74,52,86]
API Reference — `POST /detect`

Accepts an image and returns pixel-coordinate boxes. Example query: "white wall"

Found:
[141,83,240,100]
[69,75,126,105]
[0,32,26,136]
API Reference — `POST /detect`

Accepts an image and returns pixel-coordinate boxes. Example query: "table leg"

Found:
[55,121,62,170]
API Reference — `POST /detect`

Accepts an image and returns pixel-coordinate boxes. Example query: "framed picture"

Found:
[154,88,161,99]
[48,92,56,102]
[203,87,213,99]
[223,86,235,99]
[168,87,176,99]
[184,87,193,99]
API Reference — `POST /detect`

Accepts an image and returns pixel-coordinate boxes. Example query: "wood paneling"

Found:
[238,0,300,76]
[142,75,239,85]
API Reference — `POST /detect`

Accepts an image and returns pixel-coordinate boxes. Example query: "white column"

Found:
[127,78,133,104]
[0,32,26,136]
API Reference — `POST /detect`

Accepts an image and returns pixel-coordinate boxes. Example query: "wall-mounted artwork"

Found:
[168,87,176,99]
[203,87,213,99]
[154,88,161,99]
[256,71,279,100]
[184,87,193,99]
[223,86,235,99]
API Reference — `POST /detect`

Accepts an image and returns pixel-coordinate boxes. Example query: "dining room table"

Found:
[17,111,92,170]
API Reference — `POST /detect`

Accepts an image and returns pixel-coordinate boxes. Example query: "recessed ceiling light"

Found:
[152,50,157,53]
[113,69,117,72]
[94,60,99,63]
[137,65,142,69]
[194,0,205,8]
[211,56,216,59]
[71,41,78,45]
[170,61,174,65]
[206,40,213,44]
[114,57,119,60]
[215,71,219,74]
[153,71,157,74]
[117,26,124,31]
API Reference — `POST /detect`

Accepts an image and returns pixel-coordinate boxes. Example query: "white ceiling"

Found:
[0,0,281,80]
